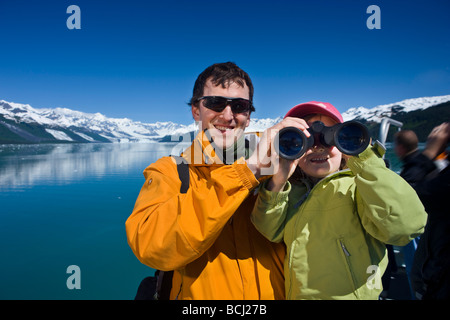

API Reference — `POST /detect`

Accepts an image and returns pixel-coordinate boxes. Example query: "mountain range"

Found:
[1,95,449,144]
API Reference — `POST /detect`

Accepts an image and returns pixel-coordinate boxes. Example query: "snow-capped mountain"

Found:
[342,95,450,122]
[0,99,282,143]
[1,94,449,144]
[0,100,197,143]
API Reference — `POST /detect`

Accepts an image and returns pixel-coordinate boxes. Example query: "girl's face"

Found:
[297,114,343,181]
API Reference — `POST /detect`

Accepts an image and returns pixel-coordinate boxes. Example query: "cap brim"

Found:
[284,102,343,123]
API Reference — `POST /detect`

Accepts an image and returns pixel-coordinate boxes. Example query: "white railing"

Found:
[378,118,403,158]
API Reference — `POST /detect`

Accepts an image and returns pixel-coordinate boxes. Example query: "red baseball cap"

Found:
[284,101,343,123]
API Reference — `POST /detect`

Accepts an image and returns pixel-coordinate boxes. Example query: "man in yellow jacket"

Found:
[125,62,286,299]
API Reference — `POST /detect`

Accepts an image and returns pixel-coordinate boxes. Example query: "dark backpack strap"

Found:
[152,156,189,300]
[155,270,174,300]
[173,156,190,194]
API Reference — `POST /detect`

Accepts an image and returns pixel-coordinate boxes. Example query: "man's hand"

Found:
[423,122,450,160]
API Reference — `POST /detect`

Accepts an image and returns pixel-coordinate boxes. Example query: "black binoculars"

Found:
[275,121,371,160]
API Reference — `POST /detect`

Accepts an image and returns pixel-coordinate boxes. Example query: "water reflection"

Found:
[0,143,183,189]
[0,142,405,190]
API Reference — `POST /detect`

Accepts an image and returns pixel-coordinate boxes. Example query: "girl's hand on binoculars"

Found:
[246,117,309,179]
[265,117,310,191]
[280,117,311,137]
[263,116,311,150]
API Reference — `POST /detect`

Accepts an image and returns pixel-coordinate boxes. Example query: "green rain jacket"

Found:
[251,145,427,300]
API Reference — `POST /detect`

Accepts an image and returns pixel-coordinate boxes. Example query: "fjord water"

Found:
[0,142,183,299]
[0,142,402,299]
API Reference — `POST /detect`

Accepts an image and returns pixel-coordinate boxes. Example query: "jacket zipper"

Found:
[338,238,358,297]
[339,239,351,257]
[287,173,351,299]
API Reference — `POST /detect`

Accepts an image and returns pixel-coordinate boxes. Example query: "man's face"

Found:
[191,79,251,149]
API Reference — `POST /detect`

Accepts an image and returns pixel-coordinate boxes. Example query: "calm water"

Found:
[0,142,403,299]
[0,142,184,299]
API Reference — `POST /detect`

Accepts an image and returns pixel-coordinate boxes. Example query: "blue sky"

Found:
[0,0,449,125]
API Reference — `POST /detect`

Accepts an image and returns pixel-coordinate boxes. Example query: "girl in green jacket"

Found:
[251,101,427,300]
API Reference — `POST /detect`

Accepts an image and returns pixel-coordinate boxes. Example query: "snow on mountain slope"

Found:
[45,129,74,141]
[0,100,193,142]
[0,99,283,142]
[342,95,450,122]
[1,94,449,143]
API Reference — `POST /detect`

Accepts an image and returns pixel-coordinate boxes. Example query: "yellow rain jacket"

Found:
[126,132,285,300]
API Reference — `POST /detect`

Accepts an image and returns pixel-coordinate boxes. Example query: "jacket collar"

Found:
[181,130,246,165]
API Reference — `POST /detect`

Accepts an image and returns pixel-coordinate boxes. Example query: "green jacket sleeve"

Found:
[250,180,291,243]
[348,145,427,246]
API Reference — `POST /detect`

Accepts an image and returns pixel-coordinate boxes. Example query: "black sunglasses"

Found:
[195,96,255,114]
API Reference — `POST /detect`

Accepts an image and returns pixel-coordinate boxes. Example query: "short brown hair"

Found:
[394,130,419,153]
[188,62,254,108]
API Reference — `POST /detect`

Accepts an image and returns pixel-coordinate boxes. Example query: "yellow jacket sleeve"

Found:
[125,156,259,271]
